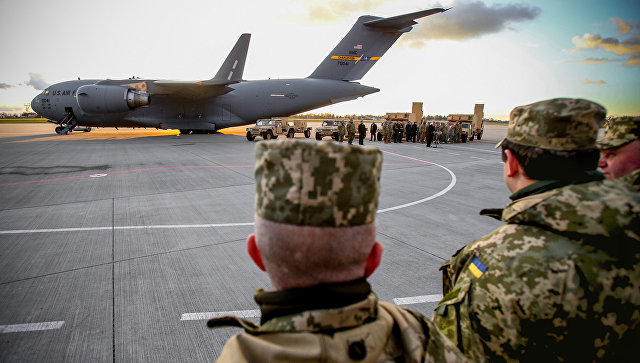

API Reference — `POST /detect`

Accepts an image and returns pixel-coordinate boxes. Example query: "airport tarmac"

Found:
[0,123,510,361]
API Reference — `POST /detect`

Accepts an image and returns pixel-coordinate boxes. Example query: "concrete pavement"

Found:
[0,124,509,361]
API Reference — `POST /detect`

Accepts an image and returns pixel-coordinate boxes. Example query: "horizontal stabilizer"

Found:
[364,8,448,31]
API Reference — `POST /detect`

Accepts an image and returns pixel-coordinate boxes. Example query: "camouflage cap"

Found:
[495,98,606,150]
[597,116,640,150]
[254,139,382,227]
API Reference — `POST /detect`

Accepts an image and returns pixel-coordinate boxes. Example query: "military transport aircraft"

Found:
[31,8,447,135]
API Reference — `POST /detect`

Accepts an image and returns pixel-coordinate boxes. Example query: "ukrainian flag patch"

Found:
[468,256,488,278]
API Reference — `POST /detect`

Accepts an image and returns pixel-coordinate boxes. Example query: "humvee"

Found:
[314,120,341,141]
[246,118,312,141]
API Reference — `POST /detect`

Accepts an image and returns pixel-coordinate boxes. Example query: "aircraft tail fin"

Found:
[207,33,251,84]
[308,8,448,81]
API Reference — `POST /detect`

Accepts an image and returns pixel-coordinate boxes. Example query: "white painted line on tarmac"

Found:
[0,223,255,235]
[0,321,65,334]
[378,151,456,213]
[393,294,443,306]
[181,309,260,321]
[182,294,444,322]
[471,156,485,160]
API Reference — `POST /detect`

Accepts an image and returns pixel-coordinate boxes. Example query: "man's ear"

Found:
[247,234,266,271]
[505,149,521,178]
[364,242,383,278]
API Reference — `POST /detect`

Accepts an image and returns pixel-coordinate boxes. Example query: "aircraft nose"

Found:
[31,95,41,115]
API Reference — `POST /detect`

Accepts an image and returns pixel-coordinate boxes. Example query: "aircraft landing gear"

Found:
[53,110,78,135]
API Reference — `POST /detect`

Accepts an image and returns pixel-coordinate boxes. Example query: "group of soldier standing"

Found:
[334,119,469,147]
[379,120,466,146]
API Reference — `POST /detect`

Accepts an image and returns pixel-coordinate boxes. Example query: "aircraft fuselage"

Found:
[31,78,379,131]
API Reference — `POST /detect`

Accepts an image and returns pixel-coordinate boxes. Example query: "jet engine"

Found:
[76,85,149,113]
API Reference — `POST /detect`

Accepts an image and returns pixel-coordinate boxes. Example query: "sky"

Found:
[0,0,639,120]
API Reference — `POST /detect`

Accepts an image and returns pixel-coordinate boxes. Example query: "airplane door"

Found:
[223,104,230,121]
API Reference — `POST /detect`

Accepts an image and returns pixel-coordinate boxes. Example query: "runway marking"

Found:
[0,153,454,234]
[181,294,444,321]
[0,321,64,334]
[378,151,456,213]
[393,294,443,305]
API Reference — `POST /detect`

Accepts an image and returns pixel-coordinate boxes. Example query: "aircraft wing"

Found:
[152,33,251,98]
[152,81,234,98]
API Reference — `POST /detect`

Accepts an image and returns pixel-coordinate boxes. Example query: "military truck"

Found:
[447,104,485,142]
[314,120,341,140]
[246,118,312,141]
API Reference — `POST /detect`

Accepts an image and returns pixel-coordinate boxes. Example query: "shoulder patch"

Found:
[468,256,488,278]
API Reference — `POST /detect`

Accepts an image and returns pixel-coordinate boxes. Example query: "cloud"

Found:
[564,58,621,64]
[624,55,640,66]
[571,33,640,55]
[25,72,49,90]
[404,0,541,47]
[0,83,15,90]
[612,18,632,35]
[567,18,640,66]
[0,105,21,112]
[298,0,387,23]
[580,78,606,85]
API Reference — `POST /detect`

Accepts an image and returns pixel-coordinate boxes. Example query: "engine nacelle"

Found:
[76,85,149,113]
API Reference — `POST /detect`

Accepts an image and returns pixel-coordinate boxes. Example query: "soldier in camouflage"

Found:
[454,121,462,143]
[208,140,467,362]
[338,121,346,142]
[433,98,640,361]
[347,119,356,144]
[597,116,640,190]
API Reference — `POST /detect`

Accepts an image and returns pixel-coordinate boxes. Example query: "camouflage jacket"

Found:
[434,178,640,362]
[209,280,467,362]
[347,122,356,135]
[620,168,640,191]
[338,123,346,136]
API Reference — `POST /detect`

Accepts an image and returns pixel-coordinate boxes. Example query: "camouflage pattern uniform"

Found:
[434,98,640,362]
[337,122,346,142]
[209,140,468,362]
[394,121,403,143]
[621,168,640,190]
[597,116,640,191]
[454,122,462,143]
[346,119,356,144]
[420,121,428,143]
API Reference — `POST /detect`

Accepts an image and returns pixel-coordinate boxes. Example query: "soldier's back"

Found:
[435,179,640,361]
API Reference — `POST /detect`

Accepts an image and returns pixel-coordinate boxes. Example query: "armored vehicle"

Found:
[246,118,311,141]
[314,120,341,140]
